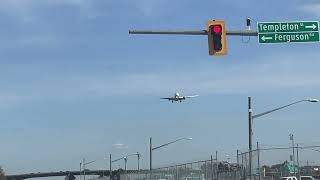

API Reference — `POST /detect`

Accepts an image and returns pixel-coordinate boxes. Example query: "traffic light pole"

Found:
[129,30,258,36]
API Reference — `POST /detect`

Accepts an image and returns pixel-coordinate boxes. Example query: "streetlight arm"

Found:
[112,157,125,163]
[112,153,140,163]
[126,153,139,158]
[84,160,96,165]
[152,138,191,151]
[252,100,306,119]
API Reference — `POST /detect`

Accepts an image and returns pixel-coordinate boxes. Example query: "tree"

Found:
[0,166,6,180]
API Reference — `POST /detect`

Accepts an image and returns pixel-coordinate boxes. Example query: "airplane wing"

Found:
[160,97,174,100]
[184,95,199,98]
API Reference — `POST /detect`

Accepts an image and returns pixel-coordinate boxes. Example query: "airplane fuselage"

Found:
[161,92,198,103]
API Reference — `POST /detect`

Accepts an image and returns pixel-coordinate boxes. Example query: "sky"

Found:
[1,0,320,177]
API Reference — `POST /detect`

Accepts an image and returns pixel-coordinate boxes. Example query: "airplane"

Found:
[160,92,199,103]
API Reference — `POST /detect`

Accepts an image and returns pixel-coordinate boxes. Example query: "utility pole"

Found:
[297,144,300,178]
[137,152,140,171]
[216,151,218,180]
[150,137,152,180]
[290,134,295,176]
[110,153,112,180]
[124,157,127,180]
[257,141,261,180]
[79,162,82,180]
[137,152,140,180]
[83,158,86,180]
[211,155,213,180]
[248,97,253,180]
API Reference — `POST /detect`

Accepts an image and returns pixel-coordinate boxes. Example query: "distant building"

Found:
[271,161,299,177]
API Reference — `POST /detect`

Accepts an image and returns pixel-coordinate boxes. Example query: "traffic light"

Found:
[207,20,227,56]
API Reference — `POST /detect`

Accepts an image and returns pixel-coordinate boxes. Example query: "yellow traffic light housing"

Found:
[207,20,227,56]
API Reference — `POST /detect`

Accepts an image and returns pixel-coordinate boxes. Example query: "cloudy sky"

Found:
[1,0,320,177]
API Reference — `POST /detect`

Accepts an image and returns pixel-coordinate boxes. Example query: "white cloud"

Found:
[112,143,129,149]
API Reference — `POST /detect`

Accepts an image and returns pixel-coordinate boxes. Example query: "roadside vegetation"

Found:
[0,166,6,180]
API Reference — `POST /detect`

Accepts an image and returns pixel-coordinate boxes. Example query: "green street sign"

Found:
[258,21,319,33]
[259,32,320,43]
[257,21,320,44]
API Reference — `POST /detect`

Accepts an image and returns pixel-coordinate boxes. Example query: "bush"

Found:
[0,166,6,180]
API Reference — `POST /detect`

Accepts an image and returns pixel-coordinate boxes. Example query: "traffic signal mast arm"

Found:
[128,30,258,36]
[129,20,256,56]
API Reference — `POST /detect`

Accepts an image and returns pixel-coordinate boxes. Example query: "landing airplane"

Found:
[160,93,199,103]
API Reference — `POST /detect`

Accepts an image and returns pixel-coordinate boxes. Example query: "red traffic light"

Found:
[207,20,227,56]
[212,25,222,33]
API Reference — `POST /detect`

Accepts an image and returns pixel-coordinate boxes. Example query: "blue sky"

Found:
[1,0,320,176]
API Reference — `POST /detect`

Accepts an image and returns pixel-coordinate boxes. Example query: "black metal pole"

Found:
[290,134,296,176]
[80,163,82,180]
[83,158,86,180]
[110,154,112,180]
[137,152,140,171]
[216,151,218,180]
[124,158,127,180]
[237,150,239,165]
[211,155,213,180]
[248,97,253,180]
[257,141,261,180]
[297,144,300,178]
[150,137,152,180]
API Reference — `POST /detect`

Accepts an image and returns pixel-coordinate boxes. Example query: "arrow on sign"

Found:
[305,24,317,30]
[261,36,273,41]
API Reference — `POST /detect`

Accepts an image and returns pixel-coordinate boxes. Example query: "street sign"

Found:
[259,32,319,43]
[257,21,320,43]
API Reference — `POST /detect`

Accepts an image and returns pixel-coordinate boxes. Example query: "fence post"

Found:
[176,165,178,180]
[244,152,247,180]
[296,144,300,178]
[205,161,207,180]
[237,150,239,165]
[216,151,218,180]
[257,142,261,180]
[198,162,201,180]
[211,155,214,180]
[237,150,239,180]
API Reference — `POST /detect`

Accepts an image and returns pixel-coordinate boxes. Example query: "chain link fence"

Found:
[237,144,320,180]
[112,145,320,180]
[123,155,241,180]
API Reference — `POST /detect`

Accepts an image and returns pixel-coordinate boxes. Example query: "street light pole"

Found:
[80,162,82,180]
[110,153,112,180]
[248,97,253,180]
[150,137,152,180]
[82,159,96,180]
[124,157,127,180]
[290,134,295,176]
[112,153,140,180]
[248,97,318,180]
[149,137,192,180]
[137,152,140,171]
[83,158,86,180]
[137,152,140,180]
